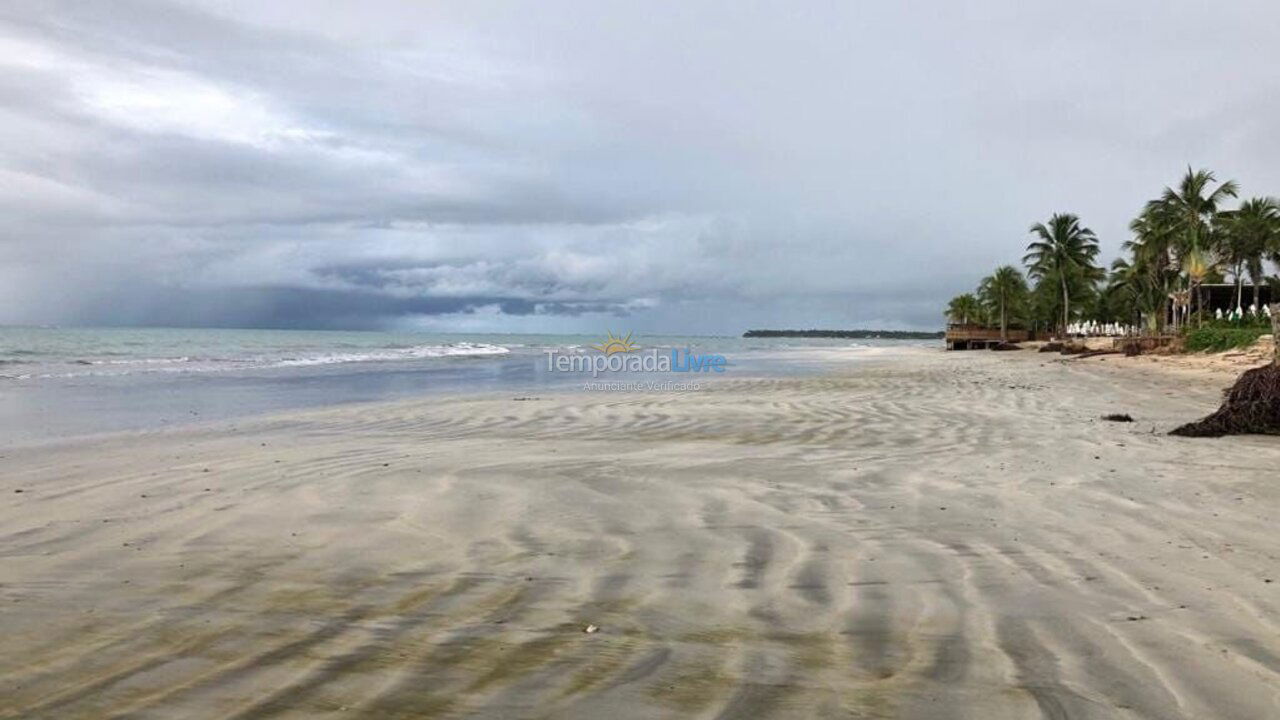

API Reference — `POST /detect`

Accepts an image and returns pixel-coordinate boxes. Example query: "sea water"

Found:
[0,326,932,445]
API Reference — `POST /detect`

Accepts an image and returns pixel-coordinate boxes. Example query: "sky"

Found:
[2,1,1280,333]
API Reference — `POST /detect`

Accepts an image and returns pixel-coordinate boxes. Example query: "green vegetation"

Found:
[1185,327,1269,353]
[945,294,982,325]
[1184,318,1272,352]
[946,167,1280,343]
[978,265,1030,342]
[1023,214,1104,334]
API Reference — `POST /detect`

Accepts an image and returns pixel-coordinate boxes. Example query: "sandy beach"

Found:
[4,348,1280,719]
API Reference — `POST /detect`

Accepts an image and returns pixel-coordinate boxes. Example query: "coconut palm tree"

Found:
[1156,167,1238,251]
[978,265,1029,342]
[1107,257,1163,333]
[1150,167,1238,324]
[1182,245,1215,320]
[1124,204,1179,332]
[1222,197,1280,311]
[945,293,983,326]
[1023,213,1104,335]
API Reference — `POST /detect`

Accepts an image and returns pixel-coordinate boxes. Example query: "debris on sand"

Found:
[1170,363,1280,437]
[991,342,1022,351]
[1039,342,1063,353]
[1069,349,1121,360]
[583,624,600,634]
[1102,413,1135,423]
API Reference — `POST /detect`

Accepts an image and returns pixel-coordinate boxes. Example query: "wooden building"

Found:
[945,325,1031,350]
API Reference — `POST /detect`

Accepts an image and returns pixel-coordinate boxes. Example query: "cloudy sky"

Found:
[2,1,1279,333]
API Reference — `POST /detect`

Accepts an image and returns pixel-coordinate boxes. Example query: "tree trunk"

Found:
[1061,277,1070,338]
[1272,304,1280,366]
[1000,304,1007,343]
[1163,295,1170,334]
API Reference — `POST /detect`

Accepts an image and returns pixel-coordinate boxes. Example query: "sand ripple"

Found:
[2,352,1279,718]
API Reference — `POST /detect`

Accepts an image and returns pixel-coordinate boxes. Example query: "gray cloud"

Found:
[3,1,1280,332]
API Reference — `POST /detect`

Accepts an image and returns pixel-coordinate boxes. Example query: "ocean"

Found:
[0,327,933,445]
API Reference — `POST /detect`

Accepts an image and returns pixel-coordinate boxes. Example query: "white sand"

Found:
[3,349,1280,719]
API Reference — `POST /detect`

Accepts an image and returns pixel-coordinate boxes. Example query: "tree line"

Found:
[946,167,1280,340]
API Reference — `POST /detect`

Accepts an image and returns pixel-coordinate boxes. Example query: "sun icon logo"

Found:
[592,330,639,355]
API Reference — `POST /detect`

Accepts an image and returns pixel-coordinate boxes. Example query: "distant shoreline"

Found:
[742,329,944,339]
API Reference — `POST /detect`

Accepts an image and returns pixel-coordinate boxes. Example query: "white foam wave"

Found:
[271,343,510,367]
[10,343,511,380]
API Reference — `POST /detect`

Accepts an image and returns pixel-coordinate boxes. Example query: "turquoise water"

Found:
[0,327,935,444]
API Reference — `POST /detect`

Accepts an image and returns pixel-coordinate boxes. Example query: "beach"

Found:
[4,348,1280,719]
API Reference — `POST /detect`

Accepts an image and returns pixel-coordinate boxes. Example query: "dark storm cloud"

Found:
[3,1,1280,332]
[54,283,635,330]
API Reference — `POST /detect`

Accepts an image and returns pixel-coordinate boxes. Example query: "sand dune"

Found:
[3,350,1280,718]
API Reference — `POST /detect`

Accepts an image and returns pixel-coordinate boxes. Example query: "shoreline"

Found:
[0,344,932,451]
[4,349,1279,718]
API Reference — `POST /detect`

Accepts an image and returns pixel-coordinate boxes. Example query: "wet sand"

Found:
[3,349,1280,719]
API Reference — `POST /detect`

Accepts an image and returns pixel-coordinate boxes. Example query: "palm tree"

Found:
[1182,245,1215,319]
[1157,167,1238,250]
[1107,257,1163,333]
[1124,204,1178,332]
[978,266,1028,341]
[1024,213,1103,335]
[945,293,982,326]
[1151,167,1238,324]
[1222,197,1280,311]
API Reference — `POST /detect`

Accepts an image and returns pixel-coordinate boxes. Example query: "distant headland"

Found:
[742,329,944,339]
